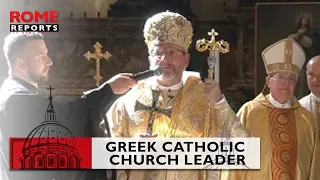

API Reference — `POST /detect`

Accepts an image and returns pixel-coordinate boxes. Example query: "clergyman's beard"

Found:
[159,67,185,84]
[160,70,177,82]
[28,71,48,83]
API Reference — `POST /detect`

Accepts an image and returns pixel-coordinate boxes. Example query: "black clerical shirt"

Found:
[10,76,37,95]
[0,76,118,180]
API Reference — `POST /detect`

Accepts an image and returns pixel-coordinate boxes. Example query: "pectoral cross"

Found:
[195,28,229,80]
[134,89,172,137]
[84,42,112,87]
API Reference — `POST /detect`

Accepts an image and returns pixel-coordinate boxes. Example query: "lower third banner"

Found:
[10,137,260,170]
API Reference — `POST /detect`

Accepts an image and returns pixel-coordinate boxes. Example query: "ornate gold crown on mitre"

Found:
[143,11,193,52]
[262,38,306,77]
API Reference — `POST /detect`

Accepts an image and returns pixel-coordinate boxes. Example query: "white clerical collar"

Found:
[311,93,320,102]
[269,94,292,109]
[157,81,183,90]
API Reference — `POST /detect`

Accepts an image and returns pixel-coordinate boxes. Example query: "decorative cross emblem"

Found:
[285,49,292,55]
[84,42,112,87]
[195,28,229,79]
[46,85,55,101]
[46,85,55,115]
[134,89,172,137]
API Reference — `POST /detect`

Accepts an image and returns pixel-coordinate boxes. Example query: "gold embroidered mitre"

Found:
[262,38,306,77]
[143,11,193,52]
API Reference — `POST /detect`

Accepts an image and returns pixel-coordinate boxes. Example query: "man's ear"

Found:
[184,53,190,67]
[266,75,271,87]
[15,58,25,71]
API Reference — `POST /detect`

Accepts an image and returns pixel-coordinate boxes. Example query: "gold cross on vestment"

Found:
[134,89,172,137]
[84,42,112,87]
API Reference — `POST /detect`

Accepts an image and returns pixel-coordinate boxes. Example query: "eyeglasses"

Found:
[271,75,296,84]
[150,49,185,59]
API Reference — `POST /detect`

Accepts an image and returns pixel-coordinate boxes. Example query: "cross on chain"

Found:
[134,89,172,137]
[84,42,112,87]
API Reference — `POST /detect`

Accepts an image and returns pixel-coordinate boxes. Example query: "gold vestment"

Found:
[106,74,250,180]
[225,93,320,180]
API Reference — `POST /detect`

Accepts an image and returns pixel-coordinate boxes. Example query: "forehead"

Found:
[273,72,296,77]
[23,39,47,54]
[151,43,184,51]
[308,59,320,71]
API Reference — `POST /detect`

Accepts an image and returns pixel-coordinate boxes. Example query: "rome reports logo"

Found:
[19,86,82,169]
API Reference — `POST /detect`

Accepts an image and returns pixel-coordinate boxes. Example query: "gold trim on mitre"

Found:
[262,38,306,77]
[143,11,193,52]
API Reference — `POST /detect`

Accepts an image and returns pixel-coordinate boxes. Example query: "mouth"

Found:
[160,66,173,70]
[43,68,50,73]
[280,88,290,92]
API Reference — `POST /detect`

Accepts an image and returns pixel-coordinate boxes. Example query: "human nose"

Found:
[277,76,295,85]
[154,52,171,63]
[46,56,53,66]
[314,75,320,83]
[158,52,171,60]
[313,74,320,80]
[285,78,296,85]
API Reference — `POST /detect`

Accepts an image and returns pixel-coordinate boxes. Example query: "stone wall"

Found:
[0,0,256,110]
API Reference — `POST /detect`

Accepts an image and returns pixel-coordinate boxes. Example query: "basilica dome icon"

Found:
[19,86,82,169]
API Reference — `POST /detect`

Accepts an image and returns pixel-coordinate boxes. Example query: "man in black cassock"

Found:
[0,32,136,180]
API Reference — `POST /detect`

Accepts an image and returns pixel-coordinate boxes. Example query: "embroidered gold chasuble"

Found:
[107,74,250,180]
[225,93,320,180]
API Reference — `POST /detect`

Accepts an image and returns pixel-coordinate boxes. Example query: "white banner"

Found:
[91,138,260,170]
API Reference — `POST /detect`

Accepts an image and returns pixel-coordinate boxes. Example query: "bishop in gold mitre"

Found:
[103,11,250,180]
[225,38,320,180]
